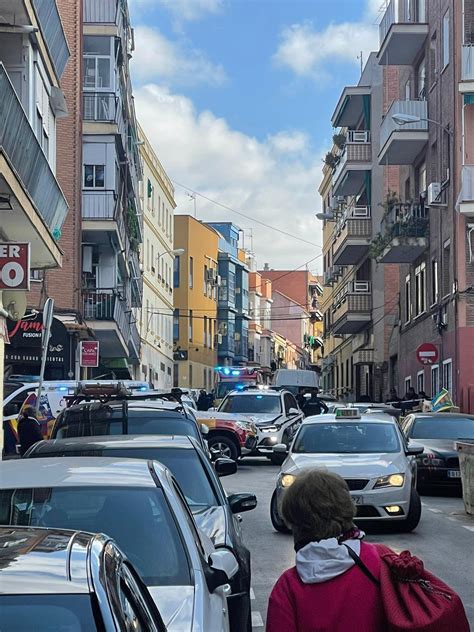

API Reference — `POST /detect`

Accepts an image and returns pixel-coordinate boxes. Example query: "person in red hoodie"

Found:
[266,469,387,632]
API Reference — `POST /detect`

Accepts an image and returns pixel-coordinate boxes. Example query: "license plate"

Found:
[448,470,461,478]
[351,495,364,505]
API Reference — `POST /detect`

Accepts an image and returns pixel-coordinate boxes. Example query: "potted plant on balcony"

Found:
[324,152,339,169]
[332,133,346,150]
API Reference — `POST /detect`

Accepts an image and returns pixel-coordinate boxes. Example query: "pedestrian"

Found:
[17,405,43,456]
[197,390,208,411]
[206,391,215,410]
[388,387,400,403]
[301,388,328,417]
[296,389,307,409]
[403,386,418,401]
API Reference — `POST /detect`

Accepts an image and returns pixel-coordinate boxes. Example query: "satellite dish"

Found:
[1,290,27,321]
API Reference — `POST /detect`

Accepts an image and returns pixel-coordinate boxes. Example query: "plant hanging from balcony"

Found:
[324,152,339,169]
[126,205,140,252]
[332,133,346,150]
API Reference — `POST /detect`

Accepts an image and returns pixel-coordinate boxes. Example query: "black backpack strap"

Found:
[344,544,380,587]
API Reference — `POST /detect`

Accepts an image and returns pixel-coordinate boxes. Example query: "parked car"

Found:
[400,412,474,490]
[26,434,257,631]
[0,526,166,631]
[0,457,240,631]
[218,388,303,464]
[195,411,258,461]
[270,409,423,532]
[272,369,319,396]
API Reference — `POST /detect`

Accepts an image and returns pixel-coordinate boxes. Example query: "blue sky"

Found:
[130,0,383,270]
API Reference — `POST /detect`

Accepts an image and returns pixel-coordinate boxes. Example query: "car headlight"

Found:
[261,425,278,433]
[417,452,443,467]
[281,474,296,488]
[374,473,405,488]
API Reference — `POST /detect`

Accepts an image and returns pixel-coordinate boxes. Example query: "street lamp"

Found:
[157,248,185,262]
[316,212,336,221]
[391,113,454,136]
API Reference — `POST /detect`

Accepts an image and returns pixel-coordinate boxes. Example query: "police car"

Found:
[217,387,304,463]
[270,408,424,532]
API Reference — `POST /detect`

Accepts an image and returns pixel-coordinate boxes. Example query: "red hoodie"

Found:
[266,542,386,632]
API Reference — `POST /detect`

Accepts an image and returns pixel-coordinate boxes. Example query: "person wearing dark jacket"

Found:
[197,390,208,411]
[302,389,328,417]
[17,405,43,456]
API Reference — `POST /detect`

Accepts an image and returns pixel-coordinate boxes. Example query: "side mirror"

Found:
[200,424,209,436]
[207,549,239,592]
[288,407,299,416]
[273,443,288,454]
[228,492,257,514]
[214,457,237,477]
[406,443,424,456]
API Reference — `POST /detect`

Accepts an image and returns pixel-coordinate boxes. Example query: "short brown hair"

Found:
[281,469,355,549]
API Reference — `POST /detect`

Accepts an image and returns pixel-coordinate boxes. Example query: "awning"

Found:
[102,358,129,369]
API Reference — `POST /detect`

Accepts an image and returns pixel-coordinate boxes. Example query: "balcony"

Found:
[379,100,428,165]
[83,93,127,153]
[458,166,474,218]
[333,206,372,266]
[460,45,474,94]
[353,348,374,365]
[332,87,371,129]
[377,203,428,263]
[82,289,130,357]
[128,320,141,362]
[378,0,428,66]
[333,131,372,197]
[32,0,70,79]
[0,64,66,268]
[332,281,372,335]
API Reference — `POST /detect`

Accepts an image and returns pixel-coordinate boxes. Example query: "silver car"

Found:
[0,457,238,632]
[270,409,423,532]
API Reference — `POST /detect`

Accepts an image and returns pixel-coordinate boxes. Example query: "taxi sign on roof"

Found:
[335,408,361,419]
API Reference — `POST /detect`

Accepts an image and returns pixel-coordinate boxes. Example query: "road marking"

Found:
[252,611,264,628]
[426,507,443,513]
[250,588,255,600]
[463,525,474,532]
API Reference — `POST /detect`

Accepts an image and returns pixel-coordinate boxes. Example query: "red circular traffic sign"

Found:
[416,343,439,365]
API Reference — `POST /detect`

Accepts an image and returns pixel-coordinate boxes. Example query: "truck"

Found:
[213,366,264,406]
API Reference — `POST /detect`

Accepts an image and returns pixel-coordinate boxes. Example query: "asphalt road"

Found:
[223,457,474,630]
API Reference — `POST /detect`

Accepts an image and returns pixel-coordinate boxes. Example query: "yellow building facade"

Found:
[173,216,219,390]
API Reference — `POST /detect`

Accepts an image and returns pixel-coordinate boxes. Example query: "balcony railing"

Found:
[379,0,426,45]
[129,320,141,360]
[0,64,68,234]
[376,201,428,262]
[82,190,118,220]
[83,0,119,23]
[332,280,372,335]
[462,45,474,82]
[32,0,69,78]
[380,100,428,149]
[83,93,117,122]
[333,134,372,187]
[82,289,130,342]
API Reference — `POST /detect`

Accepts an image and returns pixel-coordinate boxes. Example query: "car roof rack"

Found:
[65,383,187,413]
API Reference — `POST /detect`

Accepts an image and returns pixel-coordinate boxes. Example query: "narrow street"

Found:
[224,458,474,630]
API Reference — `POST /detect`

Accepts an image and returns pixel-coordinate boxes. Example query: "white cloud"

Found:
[132,26,226,86]
[130,0,222,21]
[135,84,324,270]
[273,1,381,80]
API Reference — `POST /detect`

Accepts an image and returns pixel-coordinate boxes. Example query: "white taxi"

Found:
[270,409,423,532]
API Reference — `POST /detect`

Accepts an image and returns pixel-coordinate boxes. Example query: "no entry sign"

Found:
[80,340,99,367]
[0,243,30,290]
[416,343,439,365]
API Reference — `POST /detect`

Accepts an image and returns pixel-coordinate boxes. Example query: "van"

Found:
[272,369,319,396]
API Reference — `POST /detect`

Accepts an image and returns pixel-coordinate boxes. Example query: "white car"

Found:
[218,388,304,463]
[270,409,423,532]
[0,457,238,632]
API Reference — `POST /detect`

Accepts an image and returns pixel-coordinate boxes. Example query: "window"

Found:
[416,58,426,99]
[404,376,412,393]
[83,36,112,89]
[429,32,437,86]
[417,370,425,395]
[203,316,208,347]
[442,10,450,69]
[189,257,193,289]
[189,310,193,342]
[431,365,439,396]
[405,274,412,322]
[146,240,150,271]
[442,241,451,297]
[431,259,439,305]
[416,0,426,22]
[173,256,180,288]
[173,309,179,341]
[151,244,154,273]
[443,359,452,392]
[414,262,426,316]
[84,164,105,188]
[204,265,208,296]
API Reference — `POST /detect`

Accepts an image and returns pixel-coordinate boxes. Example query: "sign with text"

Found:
[0,243,30,290]
[416,343,439,365]
[80,341,99,367]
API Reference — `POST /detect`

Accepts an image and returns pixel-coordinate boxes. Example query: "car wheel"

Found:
[208,435,239,461]
[270,490,290,533]
[400,489,422,532]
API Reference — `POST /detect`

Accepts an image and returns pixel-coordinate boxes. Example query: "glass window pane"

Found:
[94,165,105,187]
[84,165,94,188]
[97,58,111,88]
[83,58,96,88]
[84,35,110,55]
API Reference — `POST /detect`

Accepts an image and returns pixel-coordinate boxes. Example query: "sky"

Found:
[129,0,385,272]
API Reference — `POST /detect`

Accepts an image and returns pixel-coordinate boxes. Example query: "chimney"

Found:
[263,263,269,271]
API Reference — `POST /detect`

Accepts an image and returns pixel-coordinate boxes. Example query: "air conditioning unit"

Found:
[427,182,441,205]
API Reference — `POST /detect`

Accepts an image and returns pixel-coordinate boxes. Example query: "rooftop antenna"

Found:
[357,51,363,75]
[186,191,196,217]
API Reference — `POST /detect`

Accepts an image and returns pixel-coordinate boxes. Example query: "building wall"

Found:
[173,216,219,389]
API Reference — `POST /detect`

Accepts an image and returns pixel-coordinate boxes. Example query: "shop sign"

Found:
[0,243,30,290]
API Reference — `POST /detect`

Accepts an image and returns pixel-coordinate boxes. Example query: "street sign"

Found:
[80,340,99,367]
[416,343,439,365]
[0,243,30,290]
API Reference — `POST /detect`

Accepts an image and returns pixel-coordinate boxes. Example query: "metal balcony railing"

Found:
[0,64,68,234]
[379,0,426,45]
[83,93,117,122]
[82,289,130,342]
[82,190,118,220]
[380,100,428,149]
[333,137,372,185]
[462,45,474,82]
[381,201,428,238]
[32,0,69,78]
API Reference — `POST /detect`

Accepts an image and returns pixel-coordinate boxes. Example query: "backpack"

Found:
[345,543,470,632]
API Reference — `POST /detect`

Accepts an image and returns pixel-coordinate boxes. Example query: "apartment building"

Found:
[81,0,143,377]
[173,216,219,390]
[318,52,399,401]
[207,223,250,366]
[247,254,273,375]
[137,124,176,388]
[0,0,70,396]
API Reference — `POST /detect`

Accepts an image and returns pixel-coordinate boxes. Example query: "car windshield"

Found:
[219,394,282,414]
[1,595,98,631]
[0,486,191,587]
[55,407,200,441]
[411,417,474,440]
[293,422,401,454]
[31,447,218,509]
